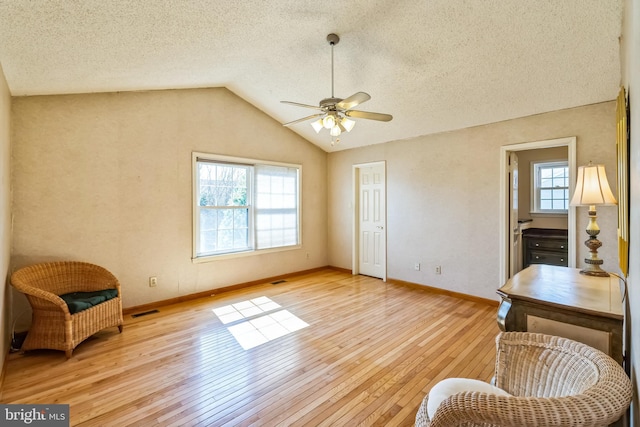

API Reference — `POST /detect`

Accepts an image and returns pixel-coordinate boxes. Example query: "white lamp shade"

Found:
[322,115,336,129]
[341,117,356,132]
[330,125,341,136]
[570,164,617,206]
[310,119,324,133]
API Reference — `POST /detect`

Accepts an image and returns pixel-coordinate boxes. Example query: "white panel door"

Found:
[509,152,520,277]
[359,164,386,279]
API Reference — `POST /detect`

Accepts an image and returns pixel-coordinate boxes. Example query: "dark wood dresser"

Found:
[522,228,568,268]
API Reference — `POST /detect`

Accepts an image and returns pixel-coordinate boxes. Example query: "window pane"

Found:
[218,229,233,250]
[234,228,248,248]
[200,208,217,230]
[552,189,565,199]
[256,213,269,229]
[540,200,552,210]
[271,213,284,229]
[255,230,269,247]
[217,209,233,230]
[283,194,296,209]
[553,200,566,210]
[540,189,552,199]
[199,229,217,254]
[283,228,297,243]
[283,213,296,227]
[234,209,248,228]
[540,178,553,188]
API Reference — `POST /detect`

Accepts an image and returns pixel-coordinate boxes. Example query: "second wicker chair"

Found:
[415,331,632,427]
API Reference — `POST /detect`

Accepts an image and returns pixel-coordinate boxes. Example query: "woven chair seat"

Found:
[11,261,124,358]
[415,332,632,427]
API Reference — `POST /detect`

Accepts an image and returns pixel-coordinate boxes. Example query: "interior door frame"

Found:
[352,161,387,281]
[498,137,577,285]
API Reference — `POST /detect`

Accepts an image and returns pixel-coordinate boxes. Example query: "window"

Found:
[531,161,569,213]
[193,153,300,260]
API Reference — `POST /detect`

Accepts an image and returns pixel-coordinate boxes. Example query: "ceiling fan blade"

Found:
[281,100,325,111]
[345,110,393,122]
[336,92,371,110]
[283,113,325,127]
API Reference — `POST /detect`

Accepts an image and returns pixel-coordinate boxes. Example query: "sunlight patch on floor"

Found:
[212,297,309,350]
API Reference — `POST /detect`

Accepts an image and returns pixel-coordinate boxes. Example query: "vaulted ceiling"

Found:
[0,1,623,152]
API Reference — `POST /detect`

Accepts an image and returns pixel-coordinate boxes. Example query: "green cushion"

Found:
[60,289,118,314]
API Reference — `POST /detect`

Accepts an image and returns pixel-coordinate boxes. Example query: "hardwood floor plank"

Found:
[2,269,499,426]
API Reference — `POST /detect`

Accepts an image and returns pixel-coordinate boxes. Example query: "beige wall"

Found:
[0,63,11,374]
[10,88,328,321]
[623,0,639,424]
[516,146,568,230]
[328,102,617,301]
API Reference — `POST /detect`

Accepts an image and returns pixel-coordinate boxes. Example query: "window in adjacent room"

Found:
[531,160,569,213]
[193,153,301,260]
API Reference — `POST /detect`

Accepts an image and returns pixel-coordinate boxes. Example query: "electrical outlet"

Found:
[414,263,421,271]
[435,266,442,275]
[149,276,158,287]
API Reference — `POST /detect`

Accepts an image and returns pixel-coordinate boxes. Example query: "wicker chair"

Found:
[11,261,124,358]
[415,332,632,427]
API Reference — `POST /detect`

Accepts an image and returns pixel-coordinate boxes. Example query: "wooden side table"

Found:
[497,264,624,366]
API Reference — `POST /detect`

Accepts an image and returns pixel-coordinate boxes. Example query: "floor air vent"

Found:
[131,309,159,318]
[271,280,286,285]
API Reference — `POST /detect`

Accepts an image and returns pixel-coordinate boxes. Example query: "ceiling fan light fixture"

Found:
[311,118,324,133]
[322,115,336,129]
[341,117,355,132]
[281,33,392,146]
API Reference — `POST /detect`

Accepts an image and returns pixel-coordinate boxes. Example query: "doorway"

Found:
[499,137,577,285]
[352,161,387,281]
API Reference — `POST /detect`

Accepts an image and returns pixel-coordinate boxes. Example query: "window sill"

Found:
[529,211,568,217]
[192,244,302,263]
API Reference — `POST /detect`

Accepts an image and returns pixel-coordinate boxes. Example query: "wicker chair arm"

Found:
[11,282,71,315]
[430,392,622,427]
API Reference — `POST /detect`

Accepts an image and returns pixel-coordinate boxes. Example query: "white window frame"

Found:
[192,152,302,262]
[531,160,569,214]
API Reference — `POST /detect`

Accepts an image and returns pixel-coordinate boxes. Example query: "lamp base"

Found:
[580,220,609,277]
[579,265,610,277]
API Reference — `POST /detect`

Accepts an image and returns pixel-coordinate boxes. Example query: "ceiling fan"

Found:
[281,33,393,146]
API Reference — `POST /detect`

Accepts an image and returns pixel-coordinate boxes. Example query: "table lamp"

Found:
[570,162,617,276]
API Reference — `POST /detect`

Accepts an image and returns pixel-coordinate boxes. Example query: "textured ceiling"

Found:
[0,1,623,152]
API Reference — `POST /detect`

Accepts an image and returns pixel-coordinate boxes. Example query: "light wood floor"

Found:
[1,268,500,426]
